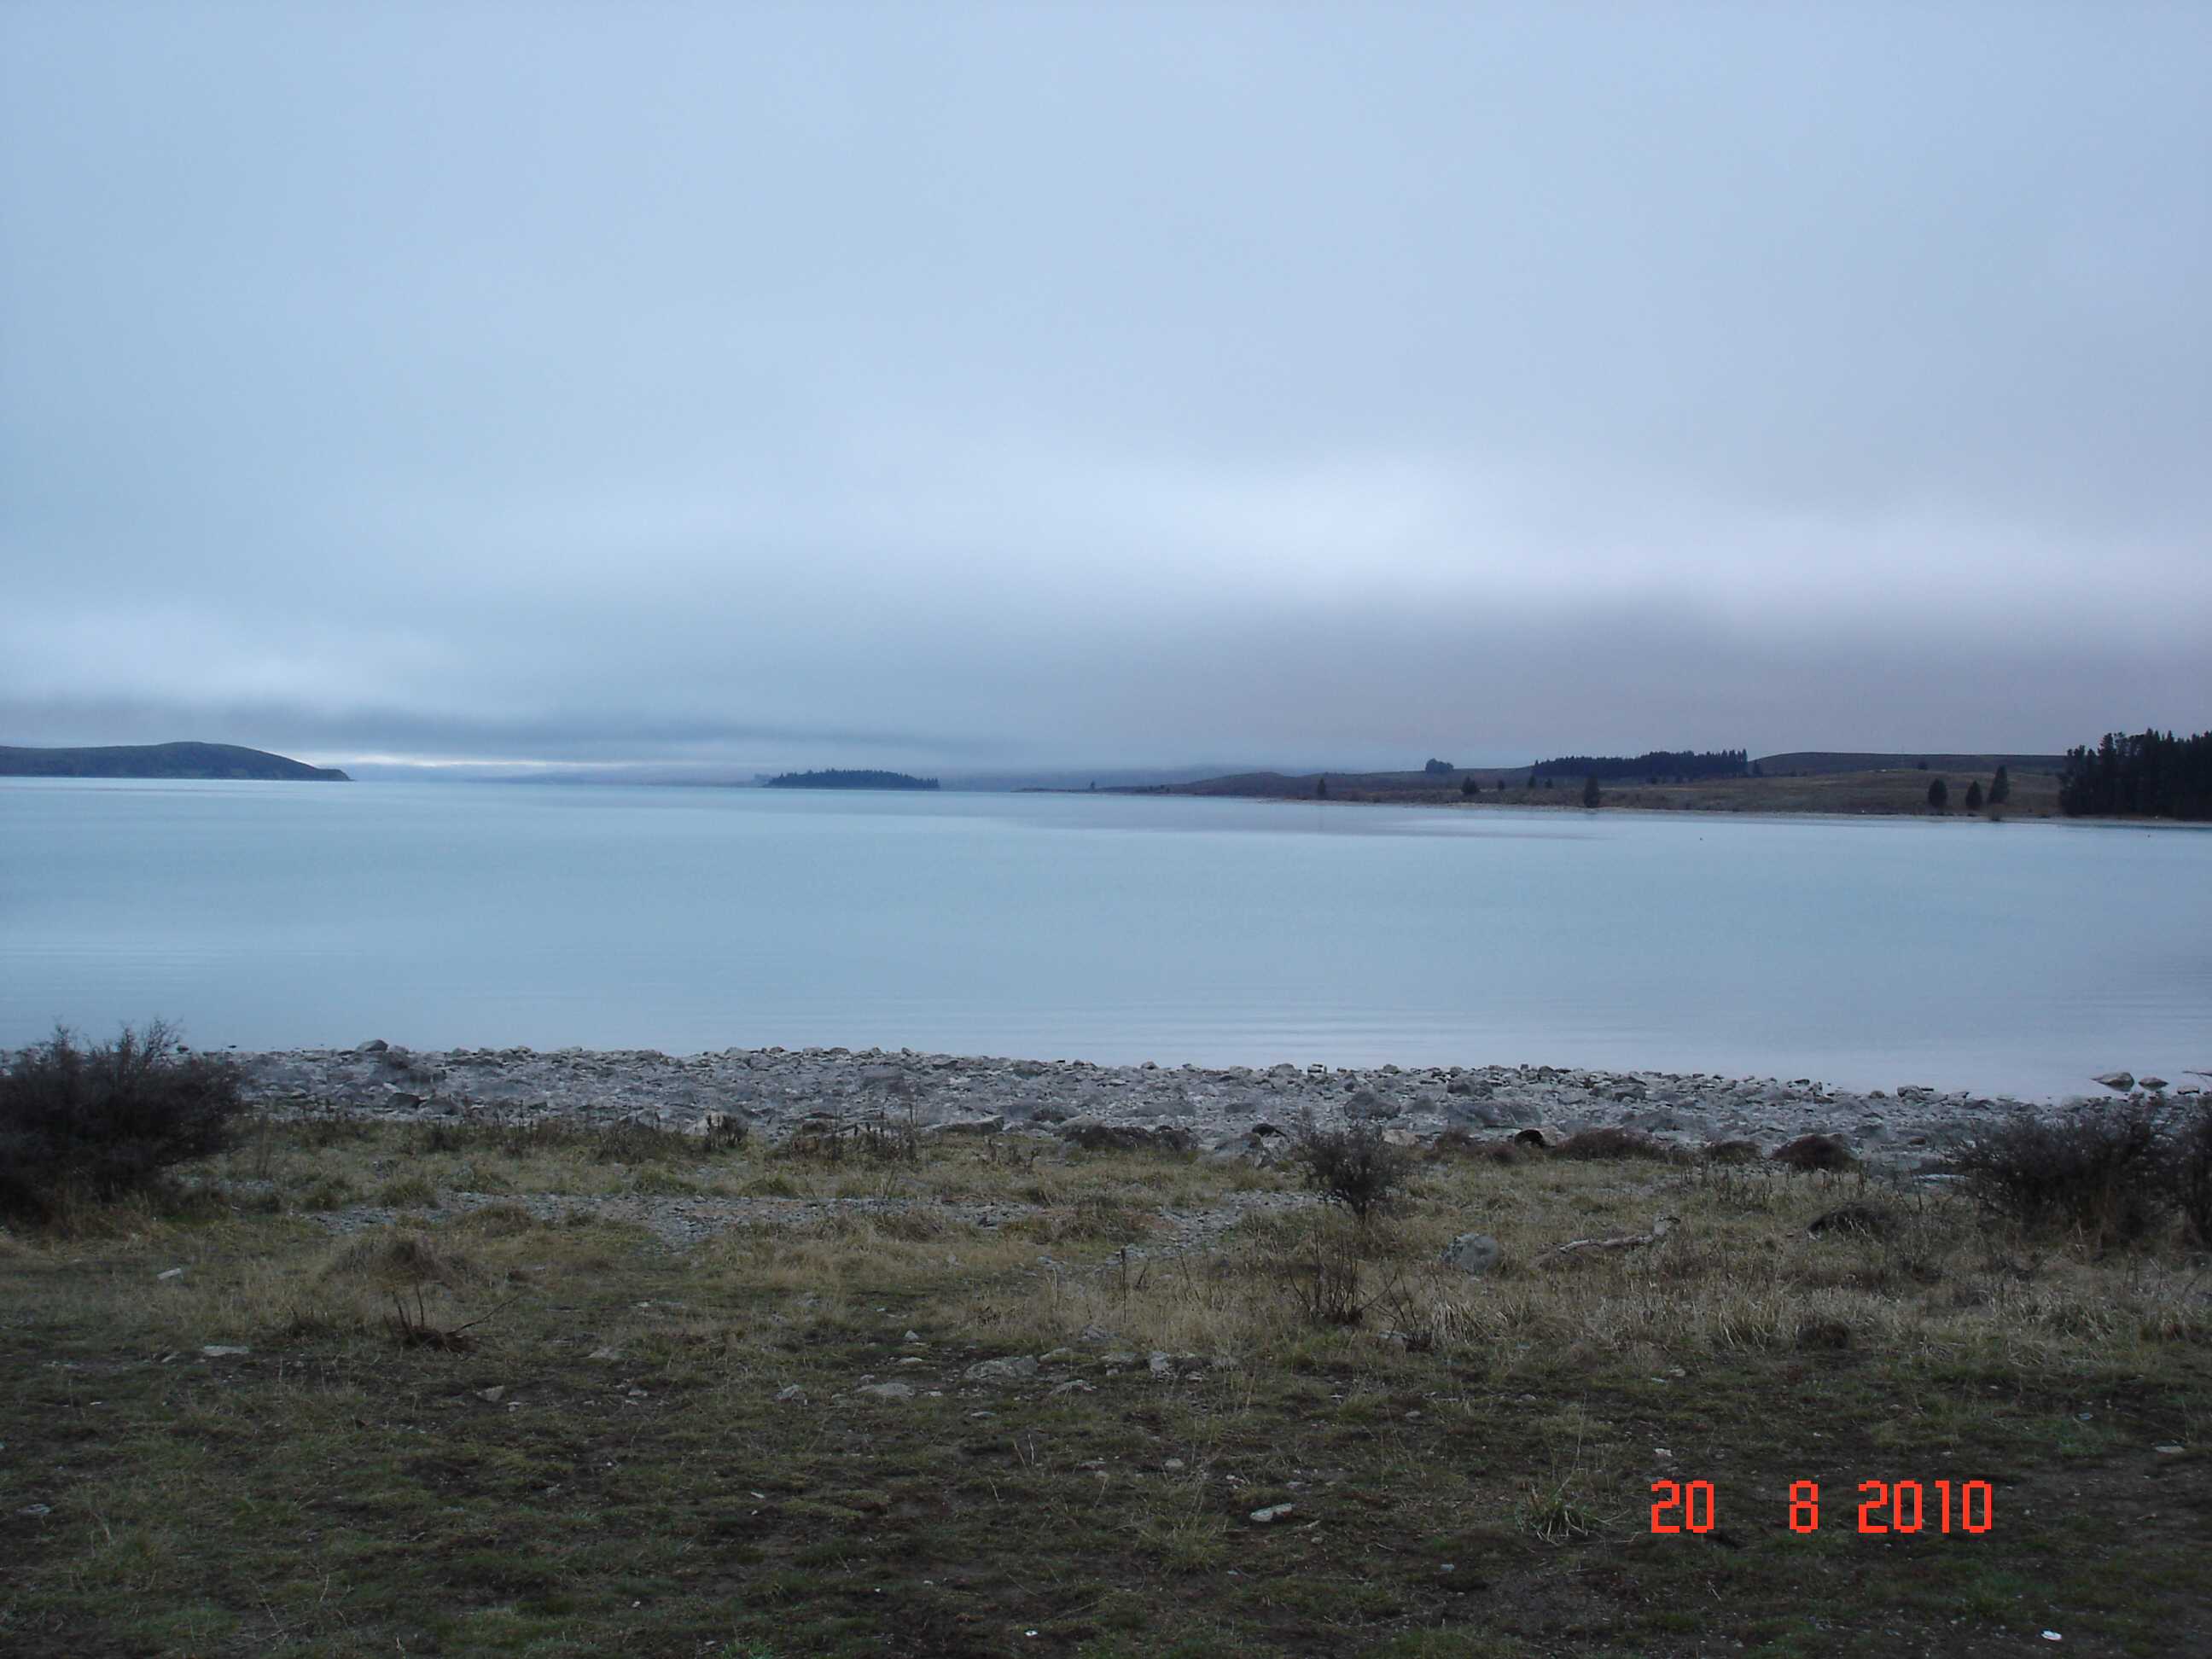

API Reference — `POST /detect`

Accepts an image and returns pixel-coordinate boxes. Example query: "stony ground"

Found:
[238,1041,2165,1171]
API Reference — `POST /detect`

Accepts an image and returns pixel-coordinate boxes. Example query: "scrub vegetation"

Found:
[2,1098,2208,1656]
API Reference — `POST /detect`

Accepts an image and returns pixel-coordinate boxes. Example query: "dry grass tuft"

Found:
[323,1229,482,1289]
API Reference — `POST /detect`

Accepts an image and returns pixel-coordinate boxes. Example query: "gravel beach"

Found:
[232,1041,2187,1173]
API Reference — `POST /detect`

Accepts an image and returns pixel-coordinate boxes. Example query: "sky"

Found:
[3,3,2208,778]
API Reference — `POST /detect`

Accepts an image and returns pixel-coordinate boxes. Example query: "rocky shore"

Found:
[233,1042,2192,1173]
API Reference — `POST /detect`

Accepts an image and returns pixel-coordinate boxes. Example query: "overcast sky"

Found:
[3,3,2207,776]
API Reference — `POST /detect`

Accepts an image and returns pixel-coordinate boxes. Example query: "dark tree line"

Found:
[763,769,941,790]
[1529,748,1748,783]
[2058,731,2212,820]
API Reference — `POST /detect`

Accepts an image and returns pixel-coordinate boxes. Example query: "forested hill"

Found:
[761,769,940,790]
[1755,752,2066,776]
[0,742,350,781]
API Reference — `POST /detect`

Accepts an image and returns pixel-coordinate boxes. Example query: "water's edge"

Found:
[234,1042,2193,1171]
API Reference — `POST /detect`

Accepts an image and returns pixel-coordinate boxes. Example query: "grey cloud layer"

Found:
[3,3,2206,771]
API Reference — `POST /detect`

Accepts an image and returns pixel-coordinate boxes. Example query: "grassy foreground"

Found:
[3,1117,2208,1657]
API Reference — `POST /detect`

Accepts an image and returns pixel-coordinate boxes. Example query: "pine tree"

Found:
[1460,775,1477,797]
[1927,777,1948,812]
[1582,775,1602,808]
[1965,780,1984,811]
[1989,765,2010,805]
[1315,777,1329,800]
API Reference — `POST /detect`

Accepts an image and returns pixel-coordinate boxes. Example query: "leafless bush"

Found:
[2161,1097,2212,1247]
[0,1022,246,1224]
[1288,1111,1414,1224]
[1275,1225,1396,1327]
[1945,1099,2168,1246]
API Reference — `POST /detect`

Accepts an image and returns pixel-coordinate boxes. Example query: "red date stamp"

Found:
[1650,1478,1994,1534]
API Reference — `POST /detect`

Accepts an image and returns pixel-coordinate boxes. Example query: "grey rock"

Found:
[853,1381,915,1401]
[1441,1232,1501,1275]
[2139,1076,2168,1091]
[775,1385,807,1403]
[1447,1099,1511,1129]
[2094,1072,2136,1091]
[1148,1351,1174,1376]
[355,1039,389,1053]
[1249,1504,1295,1523]
[201,1345,250,1358]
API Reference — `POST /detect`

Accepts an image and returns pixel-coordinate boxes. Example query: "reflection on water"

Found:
[3,778,2207,1099]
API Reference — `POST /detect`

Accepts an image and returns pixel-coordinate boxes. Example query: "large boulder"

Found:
[1447,1097,1513,1130]
[1441,1233,1502,1276]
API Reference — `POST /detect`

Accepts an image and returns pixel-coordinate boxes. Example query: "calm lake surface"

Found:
[3,779,2207,1100]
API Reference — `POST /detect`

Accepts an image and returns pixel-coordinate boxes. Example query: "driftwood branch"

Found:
[1543,1214,1680,1260]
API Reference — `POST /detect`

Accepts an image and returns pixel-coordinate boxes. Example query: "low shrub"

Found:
[1288,1112,1415,1224]
[1428,1128,1519,1164]
[2162,1097,2212,1247]
[1771,1133,1856,1173]
[0,1023,247,1225]
[1946,1099,2168,1245]
[1556,1126,1683,1162]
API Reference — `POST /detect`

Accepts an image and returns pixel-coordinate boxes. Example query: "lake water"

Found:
[3,778,2206,1100]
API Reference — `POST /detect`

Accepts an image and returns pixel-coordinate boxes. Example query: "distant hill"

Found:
[0,742,350,781]
[761,768,940,791]
[1754,752,2066,777]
